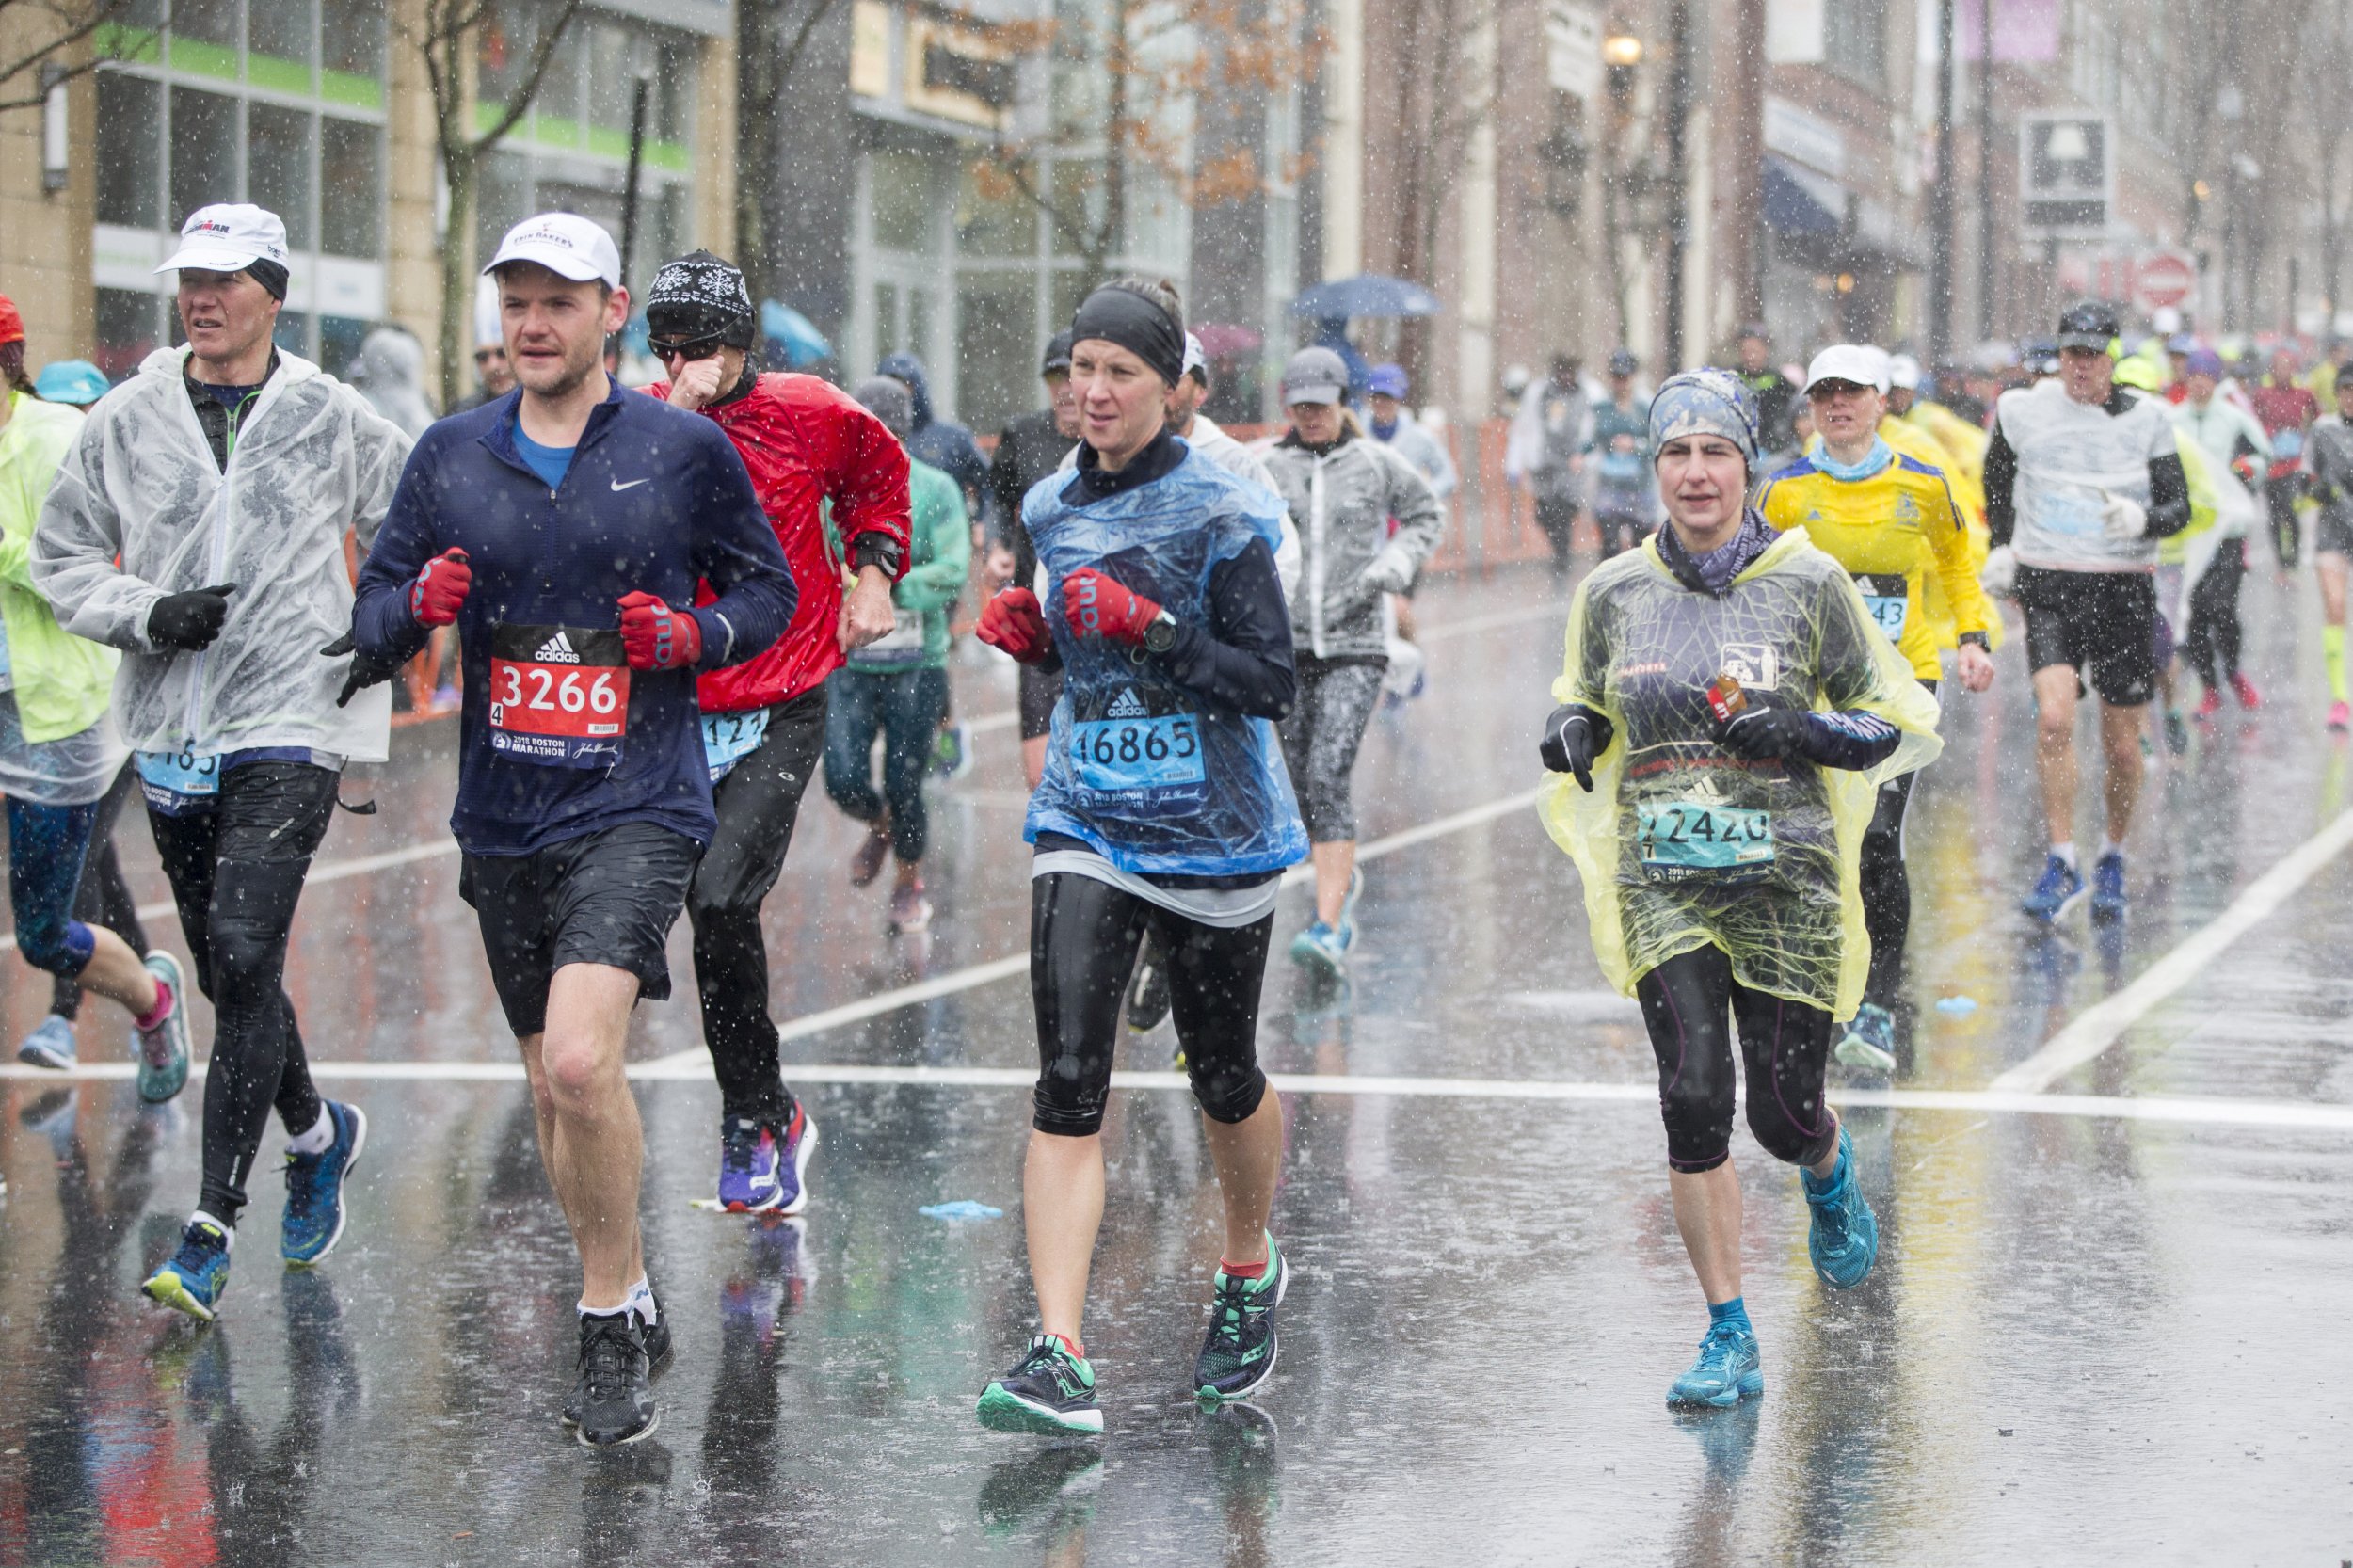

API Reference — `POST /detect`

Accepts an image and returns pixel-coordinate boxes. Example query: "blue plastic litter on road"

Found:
[1934,995,1979,1016]
[920,1200,1004,1221]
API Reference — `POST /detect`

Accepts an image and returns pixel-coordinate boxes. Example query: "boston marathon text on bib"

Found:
[488,624,630,767]
[1851,572,1908,640]
[1069,682,1207,807]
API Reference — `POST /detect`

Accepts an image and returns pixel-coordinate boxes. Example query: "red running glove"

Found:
[1060,568,1161,647]
[617,590,702,670]
[977,587,1053,664]
[408,548,472,627]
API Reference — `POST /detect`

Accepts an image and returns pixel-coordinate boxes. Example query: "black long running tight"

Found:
[1635,945,1838,1175]
[2184,540,2247,689]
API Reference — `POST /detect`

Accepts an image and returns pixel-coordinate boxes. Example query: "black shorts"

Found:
[2015,566,2157,707]
[2318,509,2353,558]
[1018,662,1064,742]
[459,822,698,1036]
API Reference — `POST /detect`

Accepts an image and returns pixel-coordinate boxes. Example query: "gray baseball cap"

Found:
[1282,345,1349,406]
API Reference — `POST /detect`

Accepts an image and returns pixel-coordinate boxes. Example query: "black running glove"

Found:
[319,632,406,709]
[1538,703,1610,792]
[147,584,237,651]
[1715,705,1815,761]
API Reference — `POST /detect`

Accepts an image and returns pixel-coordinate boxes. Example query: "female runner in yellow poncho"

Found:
[1535,369,1941,1411]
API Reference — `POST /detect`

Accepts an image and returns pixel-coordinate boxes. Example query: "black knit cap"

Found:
[646,250,755,352]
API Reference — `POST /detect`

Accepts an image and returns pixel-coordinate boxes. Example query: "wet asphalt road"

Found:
[1,558,2349,1565]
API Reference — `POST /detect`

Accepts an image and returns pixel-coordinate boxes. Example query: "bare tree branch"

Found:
[0,0,162,114]
[471,0,585,152]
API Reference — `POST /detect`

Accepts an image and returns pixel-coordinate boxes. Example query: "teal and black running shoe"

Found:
[281,1100,367,1265]
[1193,1234,1287,1402]
[979,1335,1103,1435]
[1667,1321,1764,1409]
[1834,1002,1897,1072]
[144,1217,232,1320]
[1803,1126,1880,1289]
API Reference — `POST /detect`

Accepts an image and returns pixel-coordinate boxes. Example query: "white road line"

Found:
[1991,805,2353,1094]
[10,1056,2350,1130]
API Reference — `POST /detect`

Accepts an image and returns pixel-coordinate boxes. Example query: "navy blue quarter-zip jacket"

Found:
[353,380,797,856]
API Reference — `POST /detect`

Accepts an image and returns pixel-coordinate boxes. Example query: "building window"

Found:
[1823,0,1883,90]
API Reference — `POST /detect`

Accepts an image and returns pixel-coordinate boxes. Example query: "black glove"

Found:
[1717,705,1817,761]
[319,632,406,709]
[147,584,237,650]
[1538,703,1609,792]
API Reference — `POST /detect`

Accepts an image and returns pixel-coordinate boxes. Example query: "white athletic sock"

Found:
[284,1108,334,1157]
[2049,841,2078,871]
[579,1276,658,1326]
[2098,839,2126,863]
[191,1208,234,1246]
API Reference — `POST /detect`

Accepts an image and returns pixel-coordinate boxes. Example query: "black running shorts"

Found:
[2015,565,2157,707]
[2316,508,2353,558]
[459,821,698,1036]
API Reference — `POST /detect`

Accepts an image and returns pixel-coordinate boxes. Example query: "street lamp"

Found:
[1604,33,1642,98]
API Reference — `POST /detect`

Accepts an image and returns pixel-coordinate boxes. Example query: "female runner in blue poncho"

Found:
[1537,369,1942,1411]
[971,279,1308,1435]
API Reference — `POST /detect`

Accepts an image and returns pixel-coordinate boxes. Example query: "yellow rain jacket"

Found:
[1541,526,1942,1019]
[1883,411,2000,652]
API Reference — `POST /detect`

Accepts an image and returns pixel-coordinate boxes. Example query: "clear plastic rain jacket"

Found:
[32,345,410,761]
[1260,431,1444,661]
[1022,445,1308,878]
[1541,525,1942,1019]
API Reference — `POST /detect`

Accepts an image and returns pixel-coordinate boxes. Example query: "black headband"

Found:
[246,260,289,301]
[1069,285,1183,387]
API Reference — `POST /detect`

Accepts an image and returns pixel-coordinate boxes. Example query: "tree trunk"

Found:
[735,0,771,291]
[1101,0,1129,276]
[439,148,478,410]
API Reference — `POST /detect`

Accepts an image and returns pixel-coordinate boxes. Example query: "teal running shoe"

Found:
[1835,1002,1897,1072]
[281,1100,367,1265]
[1803,1127,1880,1290]
[1338,865,1365,929]
[144,1217,232,1320]
[1288,920,1352,974]
[1667,1320,1764,1409]
[17,1014,75,1070]
[1194,1234,1287,1402]
[135,952,191,1104]
[979,1335,1103,1435]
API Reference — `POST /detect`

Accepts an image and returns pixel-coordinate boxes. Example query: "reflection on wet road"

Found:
[2,566,2349,1563]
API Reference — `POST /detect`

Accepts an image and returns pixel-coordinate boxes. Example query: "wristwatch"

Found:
[1142,610,1178,655]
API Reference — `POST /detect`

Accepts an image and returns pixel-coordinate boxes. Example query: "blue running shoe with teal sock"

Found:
[1668,1299,1763,1409]
[979,1334,1104,1435]
[1803,1126,1879,1289]
[282,1100,366,1265]
[144,1216,232,1320]
[2090,851,2127,923]
[2021,854,2086,922]
[135,951,191,1104]
[1194,1233,1287,1402]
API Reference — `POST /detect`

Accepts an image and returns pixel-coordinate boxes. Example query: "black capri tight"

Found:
[1030,872,1273,1137]
[1635,945,1838,1174]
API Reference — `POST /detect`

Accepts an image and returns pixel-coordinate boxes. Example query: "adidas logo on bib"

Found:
[1107,688,1148,719]
[535,631,581,664]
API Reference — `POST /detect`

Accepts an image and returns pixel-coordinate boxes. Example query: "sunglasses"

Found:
[649,333,728,362]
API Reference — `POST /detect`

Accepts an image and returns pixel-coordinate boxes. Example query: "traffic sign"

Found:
[2133,249,2197,312]
[2020,114,2112,238]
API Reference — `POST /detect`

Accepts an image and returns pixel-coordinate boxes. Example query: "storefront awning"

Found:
[1763,156,1843,238]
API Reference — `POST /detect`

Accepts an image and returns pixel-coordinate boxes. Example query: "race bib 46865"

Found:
[488,624,630,768]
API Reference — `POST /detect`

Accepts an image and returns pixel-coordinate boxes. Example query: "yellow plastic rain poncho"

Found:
[1541,526,1943,1020]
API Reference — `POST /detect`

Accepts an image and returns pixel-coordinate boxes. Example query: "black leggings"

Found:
[689,685,826,1128]
[1030,872,1272,1138]
[1858,679,1932,1008]
[1636,946,1838,1174]
[2266,481,2300,569]
[53,762,149,1021]
[2184,539,2247,688]
[149,761,338,1224]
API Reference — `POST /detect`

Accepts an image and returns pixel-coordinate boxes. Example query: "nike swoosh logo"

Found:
[610,477,650,492]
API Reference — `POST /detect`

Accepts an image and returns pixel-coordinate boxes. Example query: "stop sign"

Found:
[2134,250,2197,312]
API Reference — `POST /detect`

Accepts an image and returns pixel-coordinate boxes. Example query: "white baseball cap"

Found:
[483,212,621,290]
[1886,353,1922,391]
[1181,331,1207,382]
[1802,344,1891,395]
[155,203,291,275]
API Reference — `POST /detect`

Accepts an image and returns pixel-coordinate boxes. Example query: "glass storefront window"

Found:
[320,115,381,256]
[319,0,384,92]
[956,160,1035,260]
[872,152,935,253]
[95,289,165,380]
[248,0,313,88]
[248,104,315,247]
[97,74,162,227]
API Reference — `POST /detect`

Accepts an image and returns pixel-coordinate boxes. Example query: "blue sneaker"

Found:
[718,1116,783,1212]
[281,1100,366,1265]
[2020,855,2086,922]
[1288,920,1353,974]
[135,951,191,1104]
[17,1014,75,1070]
[773,1103,817,1217]
[1803,1126,1879,1290]
[144,1217,232,1320]
[1667,1320,1764,1409]
[1835,1002,1897,1072]
[2090,852,2127,923]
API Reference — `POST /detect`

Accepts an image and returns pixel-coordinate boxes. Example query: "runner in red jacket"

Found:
[642,250,912,1215]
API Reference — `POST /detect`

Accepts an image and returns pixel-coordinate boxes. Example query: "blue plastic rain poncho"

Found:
[1022,450,1308,877]
[1540,526,1942,1018]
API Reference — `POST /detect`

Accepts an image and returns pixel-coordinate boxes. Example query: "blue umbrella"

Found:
[1288,274,1442,320]
[760,300,833,368]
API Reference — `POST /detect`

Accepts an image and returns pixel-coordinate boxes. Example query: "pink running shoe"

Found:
[2193,687,2224,721]
[2230,671,2263,711]
[2329,700,2350,732]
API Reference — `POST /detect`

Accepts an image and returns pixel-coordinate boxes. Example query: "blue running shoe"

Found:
[1194,1233,1287,1402]
[717,1116,782,1212]
[281,1101,366,1265]
[144,1217,232,1320]
[979,1335,1104,1435]
[773,1103,817,1217]
[2090,851,2127,923]
[1288,920,1352,974]
[1835,1002,1897,1072]
[1803,1126,1879,1290]
[17,1014,75,1070]
[1667,1321,1764,1409]
[2020,855,2086,922]
[135,951,191,1104]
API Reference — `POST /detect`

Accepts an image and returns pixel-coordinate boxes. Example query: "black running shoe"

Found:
[1194,1234,1287,1402]
[977,1335,1103,1435]
[571,1310,663,1446]
[565,1290,670,1427]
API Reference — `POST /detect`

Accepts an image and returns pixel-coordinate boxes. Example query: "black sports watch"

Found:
[1142,610,1178,654]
